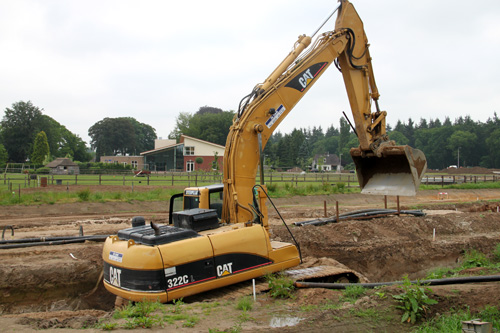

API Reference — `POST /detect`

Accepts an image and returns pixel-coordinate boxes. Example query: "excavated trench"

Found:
[1,202,499,314]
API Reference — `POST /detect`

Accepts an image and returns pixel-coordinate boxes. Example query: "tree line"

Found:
[264,114,500,170]
[2,100,499,171]
[0,101,156,166]
[170,107,500,171]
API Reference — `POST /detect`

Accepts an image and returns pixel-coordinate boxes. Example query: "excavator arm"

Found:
[222,0,427,225]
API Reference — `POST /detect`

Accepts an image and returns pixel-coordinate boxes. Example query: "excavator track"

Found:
[183,261,367,303]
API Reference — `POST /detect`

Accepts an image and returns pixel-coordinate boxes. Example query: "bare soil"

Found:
[0,187,500,331]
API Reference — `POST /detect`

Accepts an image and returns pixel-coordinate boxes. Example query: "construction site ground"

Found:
[0,186,500,332]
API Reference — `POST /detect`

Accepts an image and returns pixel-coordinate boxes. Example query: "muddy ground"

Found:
[0,187,499,331]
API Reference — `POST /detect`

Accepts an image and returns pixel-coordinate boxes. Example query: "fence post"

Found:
[99,174,102,185]
[270,173,272,185]
[441,175,444,188]
[75,174,78,185]
[147,174,150,185]
[123,175,125,186]
[171,173,174,186]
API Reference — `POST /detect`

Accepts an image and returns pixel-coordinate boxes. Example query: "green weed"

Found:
[266,273,295,298]
[393,276,438,324]
[182,315,199,327]
[172,297,184,313]
[462,249,490,268]
[76,188,91,201]
[425,267,456,280]
[98,322,118,331]
[339,285,366,303]
[413,305,500,332]
[236,296,253,311]
[493,243,500,263]
[113,299,162,319]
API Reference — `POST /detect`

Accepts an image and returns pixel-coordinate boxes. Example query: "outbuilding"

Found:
[45,158,80,175]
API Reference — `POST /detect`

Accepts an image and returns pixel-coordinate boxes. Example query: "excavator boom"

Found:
[222,0,427,224]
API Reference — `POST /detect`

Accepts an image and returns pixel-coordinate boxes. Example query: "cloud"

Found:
[0,0,499,145]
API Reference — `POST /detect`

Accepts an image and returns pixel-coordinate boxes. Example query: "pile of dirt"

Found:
[272,211,500,282]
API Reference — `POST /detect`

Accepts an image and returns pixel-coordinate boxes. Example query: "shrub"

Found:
[77,188,91,201]
[266,273,295,298]
[493,243,500,263]
[392,275,438,324]
[462,249,490,268]
[35,167,50,174]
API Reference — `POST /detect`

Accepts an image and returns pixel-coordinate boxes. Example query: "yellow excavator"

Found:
[102,0,427,302]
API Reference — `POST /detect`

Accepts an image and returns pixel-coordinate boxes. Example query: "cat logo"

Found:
[298,69,314,89]
[216,262,233,277]
[109,267,122,287]
[285,62,328,92]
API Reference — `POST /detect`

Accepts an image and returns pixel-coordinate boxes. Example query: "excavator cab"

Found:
[351,145,427,196]
[168,184,224,224]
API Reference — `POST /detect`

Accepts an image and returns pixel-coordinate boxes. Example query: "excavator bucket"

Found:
[350,145,427,196]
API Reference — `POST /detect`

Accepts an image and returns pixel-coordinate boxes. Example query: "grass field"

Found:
[1,171,500,206]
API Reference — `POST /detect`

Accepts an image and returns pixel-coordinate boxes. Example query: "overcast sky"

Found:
[1,0,499,145]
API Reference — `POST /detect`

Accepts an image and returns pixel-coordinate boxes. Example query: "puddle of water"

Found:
[270,316,303,328]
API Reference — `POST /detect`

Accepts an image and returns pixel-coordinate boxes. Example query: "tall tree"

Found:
[89,117,155,160]
[338,117,351,154]
[169,108,234,146]
[1,101,91,163]
[485,128,500,168]
[0,144,8,166]
[31,131,50,164]
[0,101,43,162]
[168,112,192,141]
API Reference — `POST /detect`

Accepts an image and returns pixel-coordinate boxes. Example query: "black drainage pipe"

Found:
[295,275,500,289]
[0,235,110,245]
[0,235,109,249]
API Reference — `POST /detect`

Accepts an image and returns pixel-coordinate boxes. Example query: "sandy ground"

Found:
[0,187,499,331]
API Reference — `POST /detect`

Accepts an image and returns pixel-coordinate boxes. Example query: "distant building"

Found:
[100,155,145,170]
[312,153,342,172]
[45,158,80,175]
[141,135,225,172]
[99,135,225,172]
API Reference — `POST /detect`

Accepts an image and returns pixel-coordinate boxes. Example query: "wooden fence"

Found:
[2,172,500,191]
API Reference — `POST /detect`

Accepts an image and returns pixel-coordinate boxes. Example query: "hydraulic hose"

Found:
[295,275,500,289]
[0,235,109,249]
